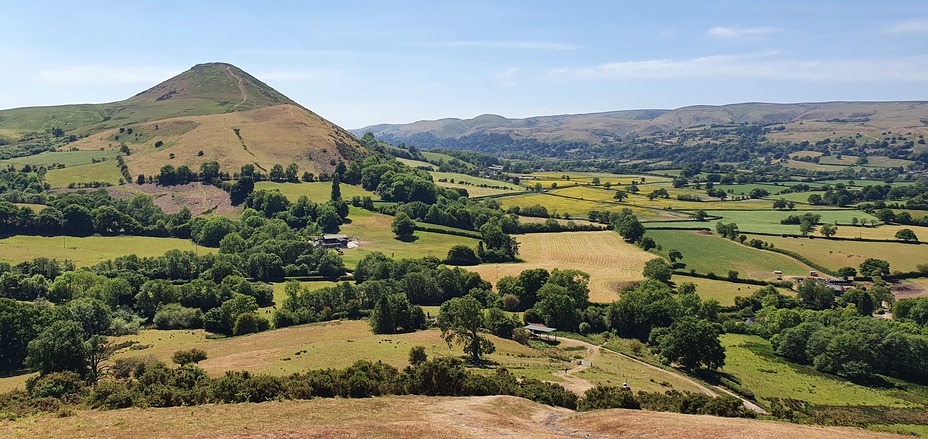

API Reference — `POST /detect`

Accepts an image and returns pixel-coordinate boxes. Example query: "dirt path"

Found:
[555,336,767,415]
[225,66,248,106]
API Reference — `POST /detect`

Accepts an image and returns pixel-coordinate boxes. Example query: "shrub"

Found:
[172,349,208,365]
[445,245,480,265]
[578,385,640,410]
[26,372,86,399]
[501,294,520,311]
[153,304,202,330]
[232,312,270,336]
[409,346,428,365]
[511,328,531,345]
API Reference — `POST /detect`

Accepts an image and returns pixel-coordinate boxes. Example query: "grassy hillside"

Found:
[0,63,367,183]
[0,235,214,267]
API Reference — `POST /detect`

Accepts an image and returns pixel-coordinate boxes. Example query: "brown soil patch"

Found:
[107,183,240,217]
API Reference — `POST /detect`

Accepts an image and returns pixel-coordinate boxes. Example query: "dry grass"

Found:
[463,231,656,303]
[747,235,927,273]
[67,104,364,179]
[107,182,240,217]
[674,275,794,306]
[0,395,906,439]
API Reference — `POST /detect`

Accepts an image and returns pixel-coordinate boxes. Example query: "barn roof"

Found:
[524,323,556,333]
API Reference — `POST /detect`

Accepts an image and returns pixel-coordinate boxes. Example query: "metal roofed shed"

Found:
[524,323,558,341]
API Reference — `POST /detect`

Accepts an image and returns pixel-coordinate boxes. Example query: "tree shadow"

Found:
[394,235,419,243]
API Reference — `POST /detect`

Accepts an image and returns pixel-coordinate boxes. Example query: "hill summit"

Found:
[0,62,366,179]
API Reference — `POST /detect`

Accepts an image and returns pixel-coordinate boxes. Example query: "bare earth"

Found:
[107,183,240,216]
[0,395,905,439]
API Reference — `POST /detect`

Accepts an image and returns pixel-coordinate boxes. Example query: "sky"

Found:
[1,1,928,128]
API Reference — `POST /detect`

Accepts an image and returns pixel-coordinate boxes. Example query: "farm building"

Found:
[524,323,558,341]
[311,234,350,249]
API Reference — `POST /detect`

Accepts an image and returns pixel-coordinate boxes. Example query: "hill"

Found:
[0,63,366,181]
[353,101,928,147]
[0,395,906,439]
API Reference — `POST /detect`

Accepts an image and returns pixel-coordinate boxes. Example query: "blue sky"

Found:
[2,1,927,128]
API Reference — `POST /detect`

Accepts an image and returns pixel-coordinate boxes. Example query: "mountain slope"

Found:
[354,101,928,146]
[0,63,366,179]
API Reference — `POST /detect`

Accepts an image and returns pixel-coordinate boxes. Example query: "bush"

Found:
[232,312,270,336]
[153,304,202,330]
[172,349,208,365]
[511,328,531,345]
[445,245,480,265]
[26,372,86,399]
[578,385,640,410]
[409,346,427,365]
[501,294,520,311]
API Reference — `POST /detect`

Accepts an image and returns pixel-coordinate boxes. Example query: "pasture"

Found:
[745,235,927,273]
[0,150,119,167]
[720,334,917,408]
[430,171,524,197]
[462,231,656,303]
[253,181,379,203]
[338,207,480,268]
[646,230,813,280]
[44,160,124,187]
[396,157,436,169]
[645,209,879,235]
[420,151,475,169]
[0,235,214,267]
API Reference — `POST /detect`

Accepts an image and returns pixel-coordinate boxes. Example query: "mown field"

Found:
[745,234,927,273]
[646,230,813,280]
[463,231,656,303]
[339,207,480,268]
[254,181,379,203]
[0,235,214,267]
[430,171,524,197]
[44,160,124,187]
[396,157,437,169]
[720,334,921,408]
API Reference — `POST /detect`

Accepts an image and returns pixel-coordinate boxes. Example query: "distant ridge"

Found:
[353,101,928,146]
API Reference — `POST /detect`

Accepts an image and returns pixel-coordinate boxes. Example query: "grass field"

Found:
[831,224,928,240]
[0,235,214,267]
[645,209,879,235]
[672,275,794,306]
[44,160,124,187]
[497,192,692,222]
[0,150,120,167]
[720,334,918,408]
[420,151,475,169]
[12,203,47,212]
[462,231,656,303]
[430,171,524,197]
[646,230,813,280]
[396,157,437,169]
[745,234,927,273]
[339,207,480,268]
[257,281,338,313]
[254,181,379,203]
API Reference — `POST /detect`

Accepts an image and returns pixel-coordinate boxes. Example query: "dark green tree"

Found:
[649,317,725,370]
[437,296,495,364]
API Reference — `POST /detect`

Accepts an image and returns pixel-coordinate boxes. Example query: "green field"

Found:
[746,234,927,273]
[254,181,379,203]
[647,229,813,280]
[44,160,124,187]
[720,334,918,408]
[645,209,879,235]
[339,207,480,268]
[0,150,120,167]
[396,157,436,169]
[0,235,214,267]
[420,151,475,169]
[430,171,524,197]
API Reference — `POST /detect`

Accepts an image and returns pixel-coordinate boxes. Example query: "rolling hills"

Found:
[353,101,928,146]
[0,63,366,181]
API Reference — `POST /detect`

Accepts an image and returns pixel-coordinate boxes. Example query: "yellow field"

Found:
[463,231,656,303]
[0,235,215,267]
[431,171,525,198]
[498,192,691,222]
[674,276,795,306]
[44,160,124,187]
[254,181,378,203]
[748,235,927,273]
[832,224,928,241]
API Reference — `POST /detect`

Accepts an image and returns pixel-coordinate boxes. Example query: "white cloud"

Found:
[708,26,777,38]
[35,66,179,84]
[889,19,928,33]
[497,67,518,86]
[551,53,928,82]
[418,41,578,50]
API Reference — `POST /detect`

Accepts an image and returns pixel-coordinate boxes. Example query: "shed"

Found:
[312,234,350,249]
[524,323,557,341]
